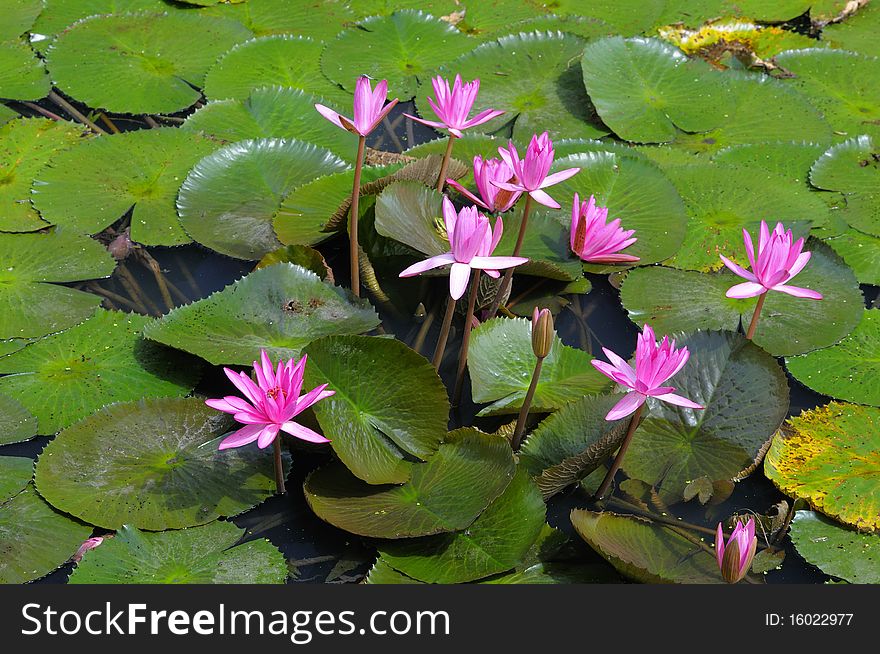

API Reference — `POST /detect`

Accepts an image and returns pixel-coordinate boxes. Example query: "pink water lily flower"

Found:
[570,193,640,264]
[72,537,104,563]
[720,221,823,300]
[404,75,503,138]
[492,132,580,209]
[398,197,528,300]
[591,324,704,421]
[315,76,398,137]
[716,518,758,584]
[206,350,334,450]
[446,155,522,213]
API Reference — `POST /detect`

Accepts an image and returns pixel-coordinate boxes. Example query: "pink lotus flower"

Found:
[315,76,398,137]
[570,193,640,264]
[591,324,704,421]
[72,537,104,563]
[716,518,758,584]
[720,221,823,300]
[206,350,334,450]
[398,197,528,300]
[446,156,522,213]
[492,132,580,209]
[404,75,503,138]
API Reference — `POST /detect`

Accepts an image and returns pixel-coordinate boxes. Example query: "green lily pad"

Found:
[30,0,167,52]
[177,138,348,260]
[373,181,447,257]
[302,335,448,485]
[69,522,288,584]
[33,128,220,246]
[0,229,115,340]
[0,394,38,445]
[0,118,86,233]
[809,136,879,236]
[0,41,50,102]
[713,141,827,183]
[256,244,332,280]
[824,228,880,286]
[322,10,474,100]
[519,394,630,499]
[790,511,880,583]
[495,207,583,281]
[0,339,29,357]
[0,0,44,40]
[0,485,92,584]
[206,0,356,39]
[468,317,611,416]
[765,402,880,532]
[378,467,545,583]
[0,104,16,125]
[502,14,614,42]
[0,309,199,433]
[417,30,608,142]
[619,240,863,356]
[366,557,616,584]
[145,263,378,366]
[47,12,253,114]
[620,330,789,503]
[822,1,880,57]
[304,428,516,538]
[36,397,288,530]
[786,309,880,407]
[0,456,33,502]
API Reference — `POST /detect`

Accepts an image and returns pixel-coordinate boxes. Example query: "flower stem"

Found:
[486,194,533,318]
[745,292,767,340]
[436,135,455,192]
[273,437,286,495]
[594,403,644,500]
[511,357,543,450]
[349,135,367,298]
[452,270,481,407]
[432,295,456,370]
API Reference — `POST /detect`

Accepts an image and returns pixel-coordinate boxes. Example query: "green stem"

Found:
[745,292,767,340]
[594,403,644,500]
[349,135,366,297]
[452,270,481,407]
[511,357,543,450]
[432,295,456,370]
[436,135,455,192]
[273,437,286,495]
[486,194,533,318]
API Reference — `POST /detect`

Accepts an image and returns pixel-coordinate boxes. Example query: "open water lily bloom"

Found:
[404,75,504,138]
[446,155,522,213]
[206,350,334,450]
[398,197,528,300]
[492,132,580,209]
[591,324,704,421]
[315,76,398,137]
[570,193,640,264]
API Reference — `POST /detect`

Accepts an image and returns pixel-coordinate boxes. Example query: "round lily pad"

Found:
[0,309,200,433]
[825,228,880,286]
[69,522,288,584]
[0,456,33,502]
[765,402,880,532]
[206,0,356,39]
[0,229,115,340]
[36,397,289,530]
[790,511,880,583]
[713,141,827,183]
[30,0,167,52]
[0,485,93,584]
[809,135,879,236]
[0,118,86,233]
[822,1,880,57]
[322,10,474,100]
[0,0,44,40]
[0,394,38,445]
[303,335,448,485]
[33,128,220,246]
[468,317,610,416]
[371,181,446,262]
[304,429,516,539]
[0,40,50,102]
[177,138,348,260]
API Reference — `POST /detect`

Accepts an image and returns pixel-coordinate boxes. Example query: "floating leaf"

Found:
[206,0,356,39]
[824,228,880,286]
[0,456,33,502]
[809,135,879,236]
[177,138,348,260]
[0,41,50,101]
[256,244,332,280]
[765,402,880,532]
[468,317,610,416]
[0,309,199,433]
[790,510,880,583]
[69,522,288,584]
[0,0,44,40]
[373,181,447,257]
[144,263,379,366]
[712,141,827,182]
[33,128,219,246]
[31,0,167,52]
[36,397,288,530]
[822,1,880,57]
[304,429,516,538]
[0,394,37,445]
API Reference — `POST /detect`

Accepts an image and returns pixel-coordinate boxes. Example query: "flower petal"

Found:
[725,282,766,299]
[605,392,646,421]
[449,262,472,300]
[529,188,560,209]
[218,423,263,450]
[540,167,580,187]
[468,255,528,270]
[719,254,756,281]
[399,253,456,277]
[281,421,330,443]
[653,392,704,410]
[256,423,281,449]
[772,284,823,299]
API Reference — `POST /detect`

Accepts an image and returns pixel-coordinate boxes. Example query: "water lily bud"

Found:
[531,307,554,359]
[716,518,758,583]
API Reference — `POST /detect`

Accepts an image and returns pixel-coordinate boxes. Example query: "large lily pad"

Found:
[304,429,516,538]
[33,128,220,246]
[69,522,288,584]
[46,12,253,114]
[0,485,92,584]
[0,394,37,445]
[144,263,379,366]
[0,456,33,502]
[206,0,356,39]
[36,397,288,530]
[0,309,199,433]
[372,180,446,256]
[790,511,880,584]
[0,229,115,340]
[378,468,546,583]
[0,0,44,40]
[30,0,166,51]
[809,135,879,236]
[0,41,50,102]
[177,138,348,260]
[712,141,827,183]
[822,1,880,57]
[825,228,880,286]
[468,317,611,416]
[620,330,789,503]
[765,402,880,532]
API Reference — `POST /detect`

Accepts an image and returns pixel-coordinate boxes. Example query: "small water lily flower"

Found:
[720,221,823,300]
[446,155,522,213]
[206,350,334,450]
[398,197,528,300]
[315,76,398,137]
[404,75,504,138]
[492,132,580,209]
[716,518,758,584]
[570,193,640,264]
[591,324,704,421]
[72,537,104,563]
